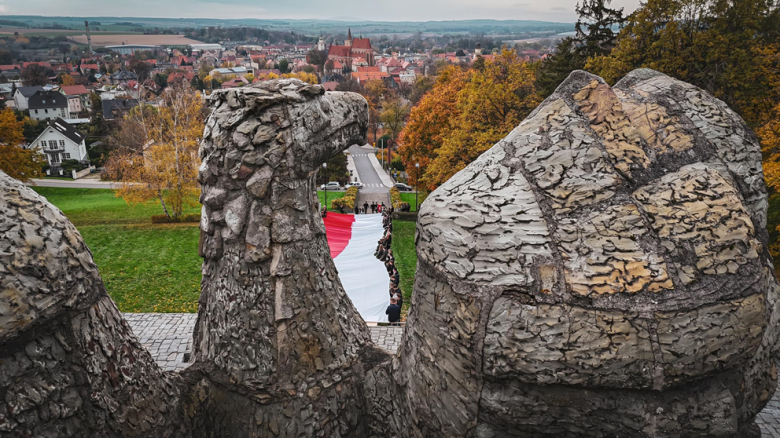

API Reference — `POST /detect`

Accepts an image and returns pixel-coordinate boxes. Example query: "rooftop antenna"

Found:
[84,21,93,54]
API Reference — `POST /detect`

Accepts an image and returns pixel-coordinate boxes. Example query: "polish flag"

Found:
[323,212,390,323]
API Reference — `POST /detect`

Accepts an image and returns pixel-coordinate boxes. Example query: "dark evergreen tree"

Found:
[536,0,626,97]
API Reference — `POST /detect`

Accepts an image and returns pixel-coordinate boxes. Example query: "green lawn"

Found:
[400,192,427,212]
[33,187,200,226]
[81,224,201,313]
[317,190,346,210]
[31,187,422,315]
[391,220,417,315]
[32,187,202,313]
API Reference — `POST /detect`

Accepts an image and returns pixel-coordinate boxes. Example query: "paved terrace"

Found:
[124,313,780,436]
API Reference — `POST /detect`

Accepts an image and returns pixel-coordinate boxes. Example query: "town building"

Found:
[60,85,91,117]
[105,45,161,56]
[30,118,88,168]
[327,29,375,70]
[110,70,138,86]
[28,90,68,122]
[103,98,140,120]
[13,86,45,112]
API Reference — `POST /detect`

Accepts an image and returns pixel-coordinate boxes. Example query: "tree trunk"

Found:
[158,188,171,218]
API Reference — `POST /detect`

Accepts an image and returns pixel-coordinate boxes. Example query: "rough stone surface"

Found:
[408,69,780,437]
[0,172,183,438]
[2,72,778,437]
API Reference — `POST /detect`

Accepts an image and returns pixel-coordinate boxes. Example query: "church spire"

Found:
[346,28,352,47]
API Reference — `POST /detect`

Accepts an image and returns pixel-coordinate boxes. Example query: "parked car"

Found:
[394,183,413,192]
[321,181,342,190]
[346,182,364,189]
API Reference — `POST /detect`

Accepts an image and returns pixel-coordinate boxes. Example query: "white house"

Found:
[12,86,45,111]
[28,90,69,122]
[30,118,88,168]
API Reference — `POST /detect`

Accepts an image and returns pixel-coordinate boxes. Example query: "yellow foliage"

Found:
[0,108,26,146]
[244,73,255,82]
[105,83,205,219]
[282,72,318,84]
[61,74,76,86]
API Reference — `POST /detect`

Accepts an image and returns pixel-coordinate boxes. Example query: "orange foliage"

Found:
[399,51,541,190]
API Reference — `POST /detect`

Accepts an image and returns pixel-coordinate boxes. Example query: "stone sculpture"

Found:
[0,73,776,437]
[408,68,779,437]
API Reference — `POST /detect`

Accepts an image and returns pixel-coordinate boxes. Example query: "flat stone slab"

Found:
[124,313,404,372]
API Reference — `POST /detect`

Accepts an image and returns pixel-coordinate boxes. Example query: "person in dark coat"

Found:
[386,298,401,323]
[363,201,369,214]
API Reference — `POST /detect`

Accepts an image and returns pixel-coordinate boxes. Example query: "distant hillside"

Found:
[1,16,574,37]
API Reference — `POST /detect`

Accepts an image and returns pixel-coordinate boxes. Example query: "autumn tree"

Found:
[362,79,387,142]
[0,108,45,183]
[282,71,318,84]
[398,67,467,189]
[21,64,49,86]
[400,51,541,190]
[105,83,205,219]
[128,58,152,82]
[380,97,410,143]
[60,73,76,86]
[0,108,25,146]
[585,0,780,128]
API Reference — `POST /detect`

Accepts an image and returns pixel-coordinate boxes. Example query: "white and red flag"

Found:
[323,212,390,323]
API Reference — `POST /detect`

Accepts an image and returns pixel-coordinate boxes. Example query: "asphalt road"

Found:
[348,145,389,194]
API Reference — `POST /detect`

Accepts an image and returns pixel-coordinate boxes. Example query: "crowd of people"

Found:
[375,206,402,323]
[355,201,386,215]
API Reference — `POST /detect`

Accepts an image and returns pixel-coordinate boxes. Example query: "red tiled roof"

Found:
[23,61,51,68]
[322,81,339,91]
[0,65,20,71]
[357,66,381,73]
[80,63,99,70]
[351,71,389,83]
[351,38,372,50]
[328,45,351,58]
[60,85,90,95]
[221,77,250,88]
[167,72,195,83]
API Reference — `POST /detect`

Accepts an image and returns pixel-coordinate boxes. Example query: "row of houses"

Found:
[11,85,91,122]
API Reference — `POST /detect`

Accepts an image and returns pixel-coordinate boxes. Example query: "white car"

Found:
[321,182,342,190]
[346,182,364,189]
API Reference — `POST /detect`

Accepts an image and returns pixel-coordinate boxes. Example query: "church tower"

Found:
[317,33,325,51]
[345,28,352,47]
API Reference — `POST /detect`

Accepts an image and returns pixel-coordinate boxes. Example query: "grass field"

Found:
[32,187,202,313]
[318,190,346,210]
[30,187,390,313]
[70,34,201,46]
[391,220,417,315]
[400,192,427,212]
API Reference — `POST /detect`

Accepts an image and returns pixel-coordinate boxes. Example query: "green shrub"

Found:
[390,187,402,209]
[331,186,358,210]
[151,213,200,224]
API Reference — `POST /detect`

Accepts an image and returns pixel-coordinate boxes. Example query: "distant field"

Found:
[70,34,201,46]
[0,27,141,38]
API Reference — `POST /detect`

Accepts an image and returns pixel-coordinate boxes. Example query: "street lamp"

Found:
[415,162,419,212]
[322,162,327,211]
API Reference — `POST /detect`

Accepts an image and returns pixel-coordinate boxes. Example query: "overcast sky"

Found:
[0,0,642,22]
